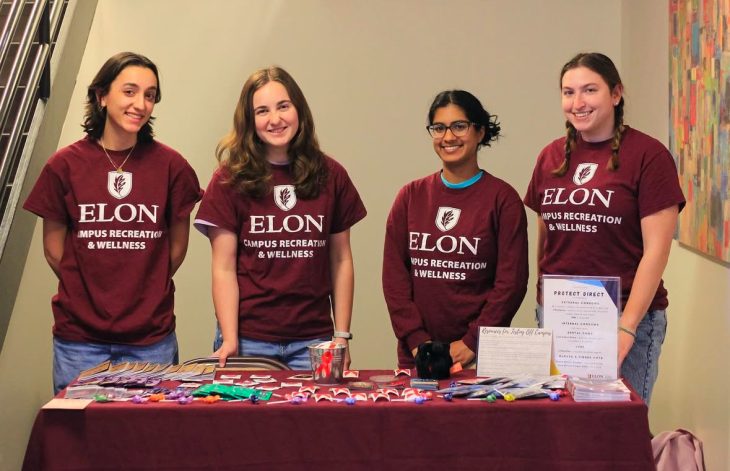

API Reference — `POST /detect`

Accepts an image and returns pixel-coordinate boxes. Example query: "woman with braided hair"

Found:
[524,52,685,405]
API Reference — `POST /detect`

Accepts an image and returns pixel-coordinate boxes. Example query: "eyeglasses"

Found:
[426,121,477,138]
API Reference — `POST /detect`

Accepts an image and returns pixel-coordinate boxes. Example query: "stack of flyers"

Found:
[566,377,631,402]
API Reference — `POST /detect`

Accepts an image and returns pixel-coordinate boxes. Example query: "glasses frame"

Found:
[426,120,478,138]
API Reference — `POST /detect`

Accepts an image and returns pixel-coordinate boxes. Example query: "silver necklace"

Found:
[100,138,135,173]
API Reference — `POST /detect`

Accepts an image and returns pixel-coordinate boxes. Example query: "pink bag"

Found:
[651,429,706,471]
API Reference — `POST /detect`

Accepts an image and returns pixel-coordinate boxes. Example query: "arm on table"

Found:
[209,227,240,367]
[329,229,354,369]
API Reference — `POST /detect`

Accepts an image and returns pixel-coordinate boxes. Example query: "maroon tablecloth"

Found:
[22,370,655,471]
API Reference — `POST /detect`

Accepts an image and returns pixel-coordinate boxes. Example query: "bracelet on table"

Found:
[618,326,637,338]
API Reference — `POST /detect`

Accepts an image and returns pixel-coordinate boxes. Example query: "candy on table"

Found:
[369,392,390,402]
[401,390,420,401]
[178,395,194,405]
[202,395,221,404]
[378,388,400,397]
[312,394,334,402]
[281,382,303,388]
[351,393,368,402]
[148,393,166,402]
[219,374,241,380]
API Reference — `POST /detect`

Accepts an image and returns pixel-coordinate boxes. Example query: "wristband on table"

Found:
[618,326,637,338]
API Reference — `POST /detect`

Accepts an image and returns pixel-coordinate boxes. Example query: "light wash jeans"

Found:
[213,325,329,371]
[53,331,178,394]
[536,305,666,405]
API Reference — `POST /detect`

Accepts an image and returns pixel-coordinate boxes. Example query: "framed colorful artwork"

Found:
[669,0,730,264]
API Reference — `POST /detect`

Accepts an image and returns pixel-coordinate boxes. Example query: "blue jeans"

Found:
[213,326,329,371]
[535,306,666,405]
[53,332,178,394]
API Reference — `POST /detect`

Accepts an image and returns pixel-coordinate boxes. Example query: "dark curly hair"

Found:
[82,51,161,143]
[428,90,501,147]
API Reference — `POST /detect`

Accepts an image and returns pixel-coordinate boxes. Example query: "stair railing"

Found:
[0,0,67,259]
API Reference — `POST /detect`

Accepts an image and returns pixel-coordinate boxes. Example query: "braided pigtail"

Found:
[552,122,576,176]
[607,97,625,171]
[559,52,626,173]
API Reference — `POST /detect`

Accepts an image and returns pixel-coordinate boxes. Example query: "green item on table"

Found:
[191,384,272,401]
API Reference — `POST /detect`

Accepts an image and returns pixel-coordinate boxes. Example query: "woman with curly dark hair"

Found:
[196,66,366,369]
[383,90,528,369]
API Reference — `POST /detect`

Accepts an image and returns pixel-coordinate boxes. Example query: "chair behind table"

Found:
[181,356,292,371]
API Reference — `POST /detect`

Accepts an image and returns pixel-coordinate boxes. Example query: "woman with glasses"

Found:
[524,53,684,404]
[195,66,366,370]
[382,90,528,369]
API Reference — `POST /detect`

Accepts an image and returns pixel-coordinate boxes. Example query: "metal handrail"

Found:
[0,0,48,134]
[0,0,23,71]
[0,0,47,194]
[3,44,48,168]
[49,0,65,39]
[0,0,67,260]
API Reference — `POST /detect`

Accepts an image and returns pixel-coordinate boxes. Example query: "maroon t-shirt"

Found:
[524,126,685,310]
[383,171,529,367]
[23,137,203,345]
[195,156,366,342]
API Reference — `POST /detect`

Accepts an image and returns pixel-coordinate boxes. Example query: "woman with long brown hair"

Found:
[196,66,366,369]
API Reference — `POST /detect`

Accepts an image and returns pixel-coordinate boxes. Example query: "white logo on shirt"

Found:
[274,185,297,211]
[435,207,461,232]
[572,163,598,186]
[107,171,132,199]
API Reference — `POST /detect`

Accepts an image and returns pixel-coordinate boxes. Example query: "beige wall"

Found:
[2,0,727,469]
[621,1,730,469]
